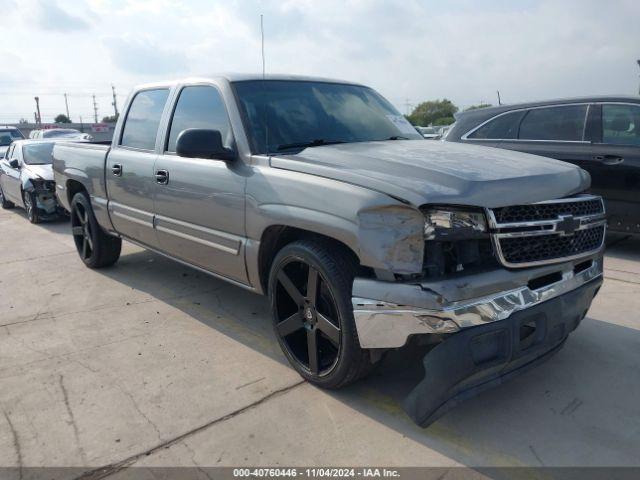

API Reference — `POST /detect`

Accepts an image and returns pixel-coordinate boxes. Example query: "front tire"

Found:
[268,240,373,389]
[70,192,122,268]
[0,185,14,209]
[22,190,39,224]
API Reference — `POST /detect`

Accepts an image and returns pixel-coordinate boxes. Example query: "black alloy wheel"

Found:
[71,199,93,260]
[269,240,374,388]
[274,257,342,375]
[69,192,121,268]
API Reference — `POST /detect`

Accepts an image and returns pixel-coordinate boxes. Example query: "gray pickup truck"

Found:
[53,75,606,426]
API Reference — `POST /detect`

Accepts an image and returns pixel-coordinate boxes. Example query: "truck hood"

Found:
[24,164,54,181]
[270,140,590,208]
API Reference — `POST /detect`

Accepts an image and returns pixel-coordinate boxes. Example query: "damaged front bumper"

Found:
[352,255,603,426]
[28,181,64,219]
[353,257,602,349]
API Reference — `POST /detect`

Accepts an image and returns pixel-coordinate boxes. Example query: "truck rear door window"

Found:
[120,89,170,150]
[166,85,232,152]
[519,105,587,141]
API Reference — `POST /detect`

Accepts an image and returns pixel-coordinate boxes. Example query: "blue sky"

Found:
[1,0,639,122]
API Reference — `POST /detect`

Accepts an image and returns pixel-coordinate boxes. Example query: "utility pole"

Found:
[111,85,119,118]
[64,93,71,121]
[496,90,502,105]
[79,115,84,133]
[637,60,640,95]
[34,96,42,125]
[92,94,99,123]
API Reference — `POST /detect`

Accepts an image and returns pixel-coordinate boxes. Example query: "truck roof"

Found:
[134,74,365,91]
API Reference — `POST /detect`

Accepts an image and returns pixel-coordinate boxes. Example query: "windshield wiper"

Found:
[276,139,346,152]
[386,136,409,140]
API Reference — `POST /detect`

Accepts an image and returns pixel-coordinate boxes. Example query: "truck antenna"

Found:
[260,14,269,154]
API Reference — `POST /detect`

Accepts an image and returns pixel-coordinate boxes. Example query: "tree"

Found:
[465,103,492,111]
[102,114,119,123]
[55,114,71,123]
[407,99,458,126]
[433,116,456,126]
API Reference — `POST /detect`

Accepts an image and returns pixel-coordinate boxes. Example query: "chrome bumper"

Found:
[352,257,603,349]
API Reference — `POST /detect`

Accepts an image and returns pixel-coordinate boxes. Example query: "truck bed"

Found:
[52,141,111,216]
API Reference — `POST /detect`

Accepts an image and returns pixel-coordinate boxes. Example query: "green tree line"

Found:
[406,100,492,126]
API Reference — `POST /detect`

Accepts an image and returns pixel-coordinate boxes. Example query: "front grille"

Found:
[499,225,605,265]
[489,195,606,267]
[492,197,603,224]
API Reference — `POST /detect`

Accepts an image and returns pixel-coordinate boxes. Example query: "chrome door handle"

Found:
[112,164,122,176]
[155,169,169,185]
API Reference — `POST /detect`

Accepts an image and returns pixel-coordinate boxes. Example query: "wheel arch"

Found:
[255,225,367,295]
[66,179,88,203]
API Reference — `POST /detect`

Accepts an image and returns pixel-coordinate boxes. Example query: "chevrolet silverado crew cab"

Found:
[52,75,605,426]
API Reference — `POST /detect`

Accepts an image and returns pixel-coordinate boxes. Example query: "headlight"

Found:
[423,208,487,240]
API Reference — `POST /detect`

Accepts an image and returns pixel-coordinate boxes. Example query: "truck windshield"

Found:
[22,142,55,165]
[233,80,422,154]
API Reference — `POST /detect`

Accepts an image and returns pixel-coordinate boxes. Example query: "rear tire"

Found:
[70,192,121,268]
[0,185,14,209]
[268,240,374,389]
[22,190,40,224]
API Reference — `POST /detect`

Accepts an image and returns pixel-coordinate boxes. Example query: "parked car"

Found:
[30,128,93,141]
[416,126,441,139]
[445,96,640,235]
[53,75,604,426]
[0,126,25,157]
[0,139,70,222]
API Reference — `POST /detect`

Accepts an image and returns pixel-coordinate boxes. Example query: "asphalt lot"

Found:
[1,206,639,477]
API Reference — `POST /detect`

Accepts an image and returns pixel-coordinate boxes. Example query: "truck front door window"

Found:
[120,89,170,150]
[166,85,233,152]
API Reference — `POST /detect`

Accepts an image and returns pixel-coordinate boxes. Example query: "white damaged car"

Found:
[0,139,78,223]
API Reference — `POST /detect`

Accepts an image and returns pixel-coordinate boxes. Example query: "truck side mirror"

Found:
[176,129,236,162]
[9,159,19,169]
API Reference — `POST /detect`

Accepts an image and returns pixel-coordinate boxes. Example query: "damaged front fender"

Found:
[358,205,425,275]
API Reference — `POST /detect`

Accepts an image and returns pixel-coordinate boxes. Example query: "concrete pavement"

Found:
[1,207,639,477]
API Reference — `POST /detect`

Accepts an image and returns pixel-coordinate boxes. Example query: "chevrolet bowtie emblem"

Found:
[556,215,582,236]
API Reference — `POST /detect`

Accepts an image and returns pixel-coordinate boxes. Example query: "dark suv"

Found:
[445,97,640,235]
